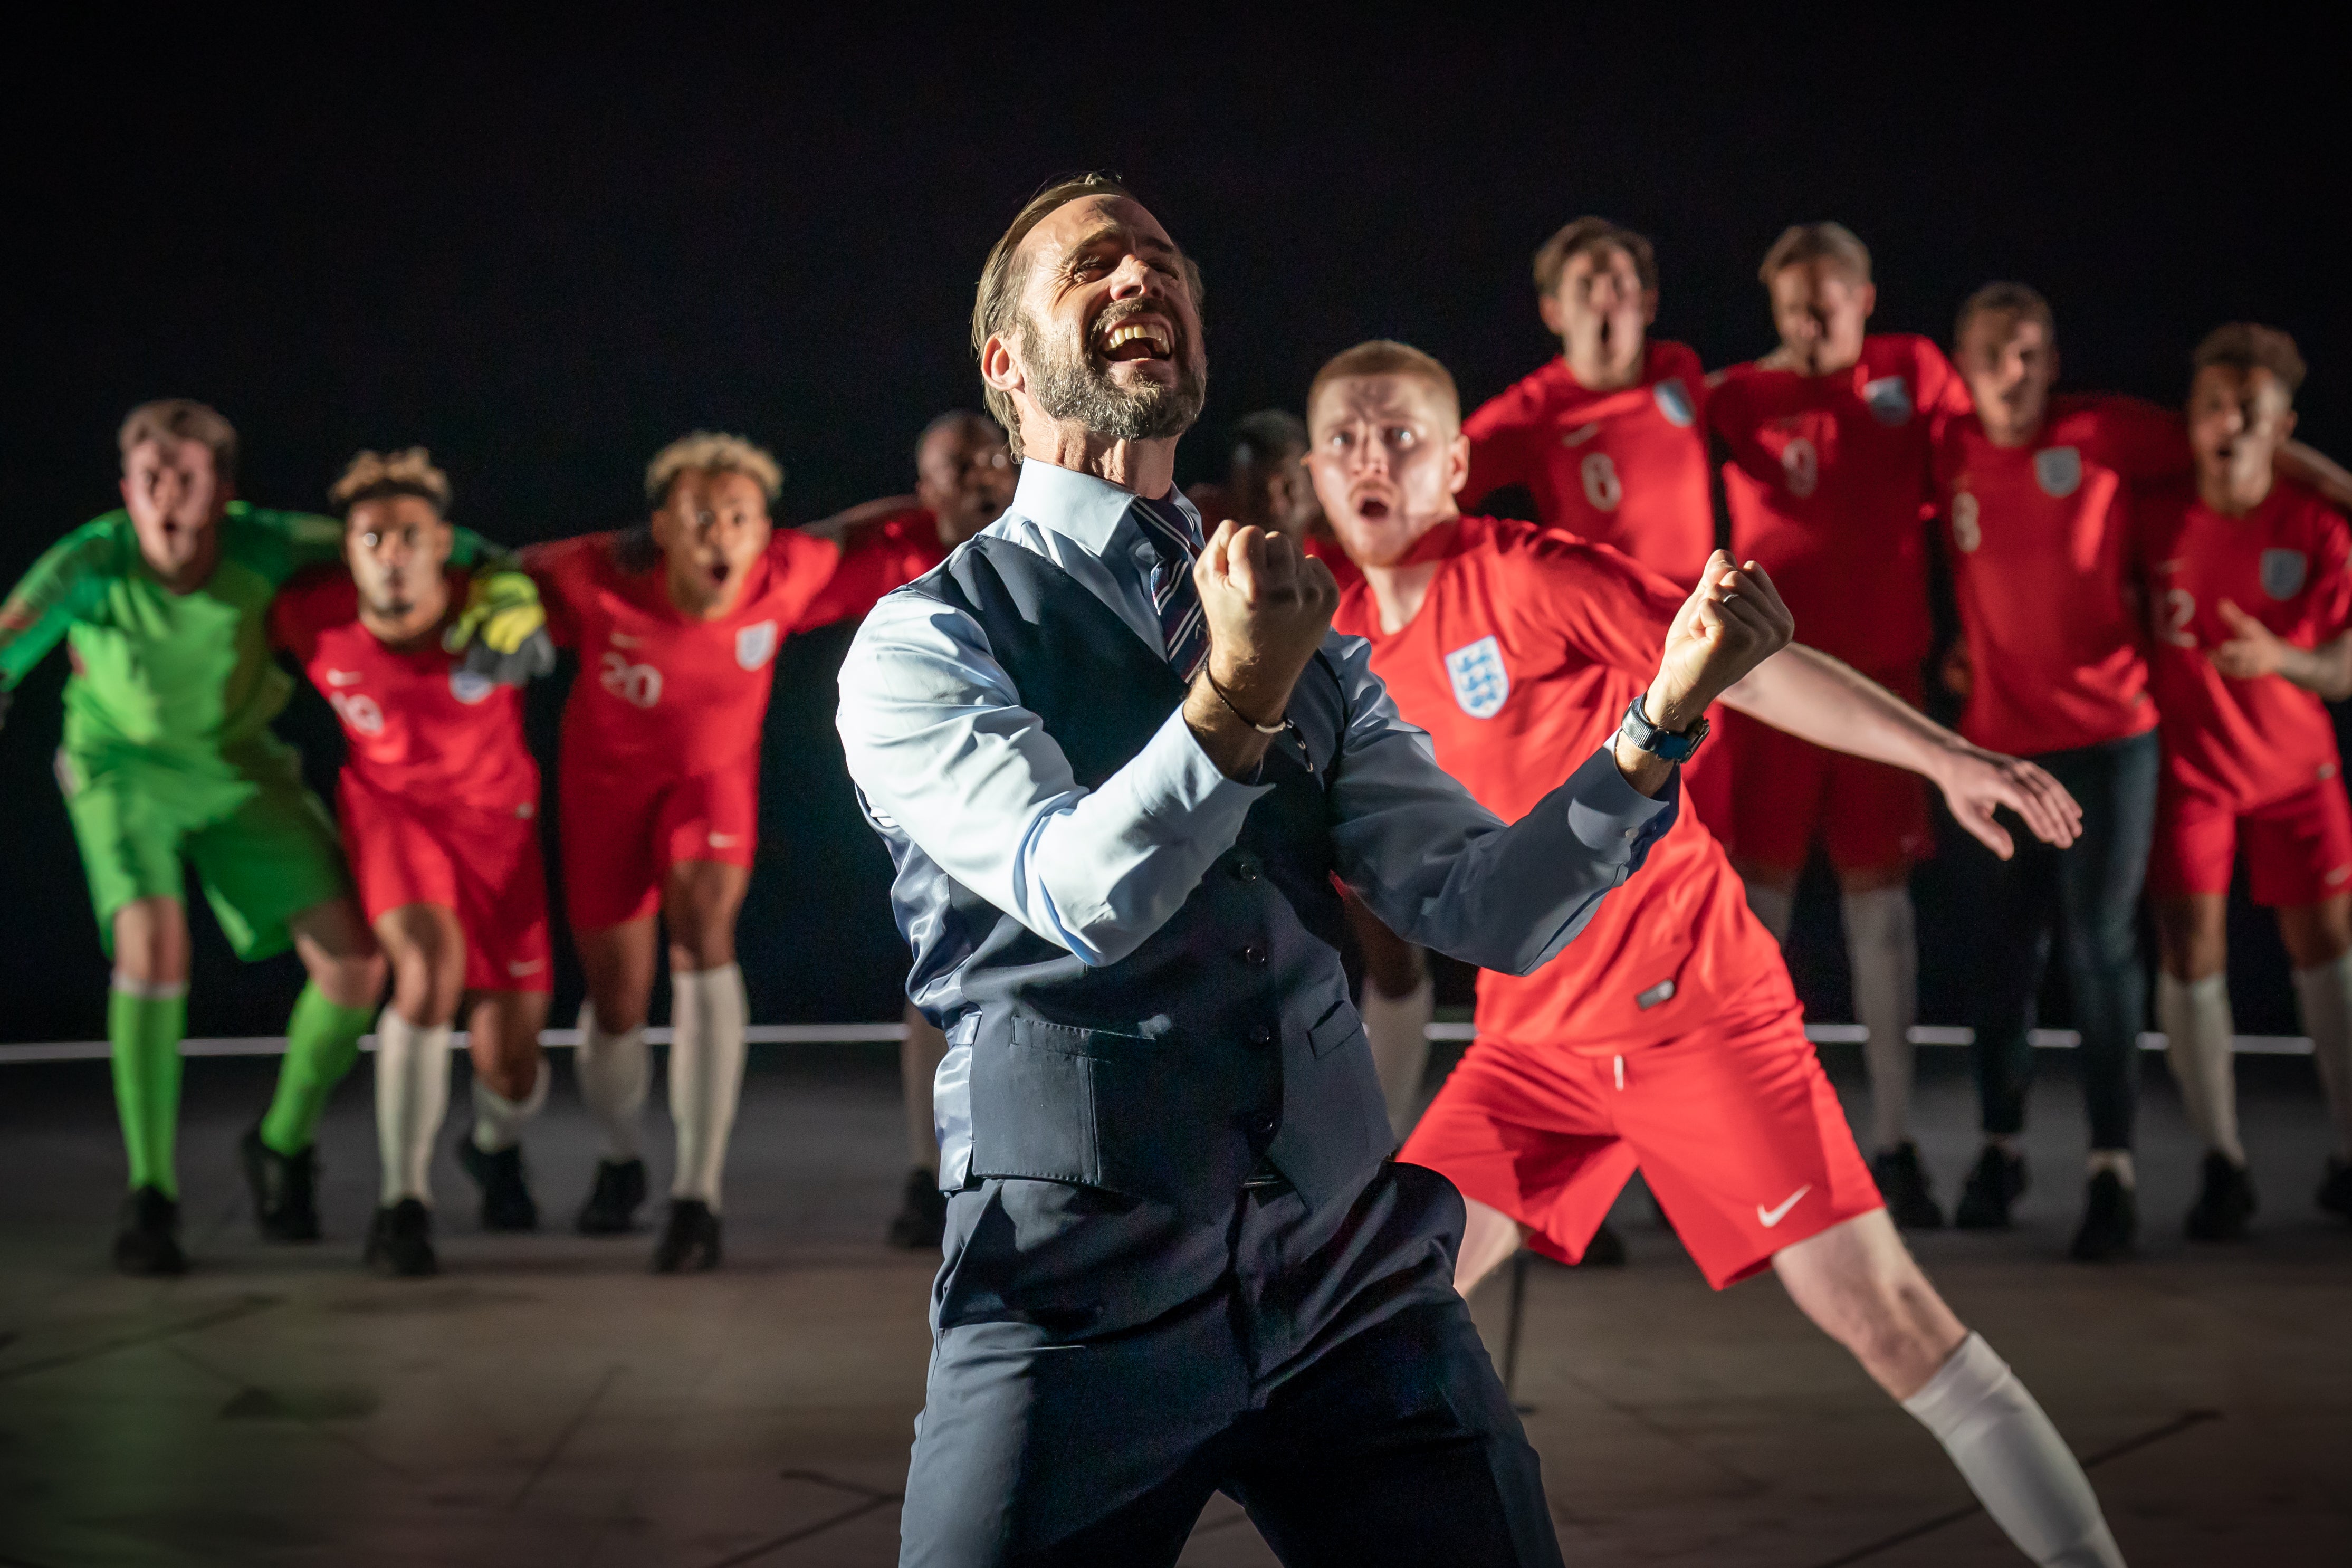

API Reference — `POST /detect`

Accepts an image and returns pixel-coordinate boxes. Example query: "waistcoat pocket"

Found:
[969,1018,1203,1202]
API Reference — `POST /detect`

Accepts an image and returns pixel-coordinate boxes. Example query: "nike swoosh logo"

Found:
[1559,422,1601,447]
[325,670,364,685]
[507,959,544,976]
[610,632,644,648]
[707,832,740,848]
[1758,1185,1811,1228]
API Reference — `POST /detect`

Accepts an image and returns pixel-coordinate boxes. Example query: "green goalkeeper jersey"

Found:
[0,503,495,776]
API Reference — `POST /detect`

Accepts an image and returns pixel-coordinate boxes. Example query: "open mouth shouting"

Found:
[1095,310,1175,366]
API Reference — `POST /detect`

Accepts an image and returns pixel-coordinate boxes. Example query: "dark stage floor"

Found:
[2,1041,2347,1566]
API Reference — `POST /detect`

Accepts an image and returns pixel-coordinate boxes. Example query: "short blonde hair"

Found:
[1760,222,1872,288]
[645,432,783,506]
[119,399,239,484]
[330,447,452,516]
[1306,340,1462,434]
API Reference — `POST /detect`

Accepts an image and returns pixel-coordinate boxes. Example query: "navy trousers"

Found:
[1964,730,2159,1150]
[898,1164,1562,1567]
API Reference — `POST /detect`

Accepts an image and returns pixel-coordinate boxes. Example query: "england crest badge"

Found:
[1861,376,1913,427]
[448,668,496,705]
[2034,446,2083,498]
[1653,377,1696,428]
[736,619,779,670]
[1445,636,1510,719]
[2261,548,2308,601]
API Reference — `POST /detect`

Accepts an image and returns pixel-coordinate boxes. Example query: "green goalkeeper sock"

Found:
[109,983,187,1196]
[259,983,375,1156]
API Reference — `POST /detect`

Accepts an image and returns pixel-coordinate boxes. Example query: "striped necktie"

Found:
[1130,493,1208,682]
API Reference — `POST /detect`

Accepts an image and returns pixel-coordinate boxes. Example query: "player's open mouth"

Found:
[1355,497,1393,522]
[1097,317,1174,364]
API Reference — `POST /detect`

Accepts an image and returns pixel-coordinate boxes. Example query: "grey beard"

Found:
[1026,334,1205,442]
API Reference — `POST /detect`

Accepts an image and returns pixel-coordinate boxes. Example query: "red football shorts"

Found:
[2149,776,2352,907]
[337,774,551,994]
[1401,967,1882,1289]
[1723,668,1932,876]
[560,763,759,930]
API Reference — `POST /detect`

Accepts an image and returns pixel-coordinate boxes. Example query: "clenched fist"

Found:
[1646,551,1794,730]
[1194,520,1341,725]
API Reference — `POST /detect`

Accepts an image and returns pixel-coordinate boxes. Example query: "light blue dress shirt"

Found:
[835,458,1678,980]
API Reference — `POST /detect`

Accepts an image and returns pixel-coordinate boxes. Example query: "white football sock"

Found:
[668,963,748,1208]
[2085,1149,2136,1189]
[2291,954,2352,1161]
[1843,885,1919,1152]
[2157,972,2242,1164]
[471,1057,549,1154]
[1902,1333,2124,1568]
[1745,881,1795,944]
[375,1009,451,1206]
[1363,976,1436,1138]
[576,1003,649,1162]
[902,1003,948,1172]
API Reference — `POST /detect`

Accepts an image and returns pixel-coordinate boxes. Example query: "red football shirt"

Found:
[526,527,844,780]
[1332,514,1782,1048]
[1464,339,1715,585]
[1709,334,1969,674]
[269,566,539,814]
[1934,395,2187,756]
[2139,477,2352,809]
[800,508,952,626]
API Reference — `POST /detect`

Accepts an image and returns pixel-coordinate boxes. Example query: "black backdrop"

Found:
[4,14,2346,1041]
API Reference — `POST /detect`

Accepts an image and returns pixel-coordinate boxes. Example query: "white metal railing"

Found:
[0,1020,2313,1065]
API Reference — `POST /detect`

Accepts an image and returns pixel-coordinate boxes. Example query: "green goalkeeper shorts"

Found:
[59,738,350,961]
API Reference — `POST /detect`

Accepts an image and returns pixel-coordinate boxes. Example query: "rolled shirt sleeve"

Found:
[837,587,1269,968]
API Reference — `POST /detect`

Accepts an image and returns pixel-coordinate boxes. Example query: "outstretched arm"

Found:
[2280,442,2352,513]
[1719,644,2081,858]
[802,495,918,543]
[1,528,113,716]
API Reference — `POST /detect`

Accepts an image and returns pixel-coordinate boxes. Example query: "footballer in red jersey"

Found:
[1707,222,1972,1221]
[1932,284,2183,1258]
[1463,218,1714,585]
[2139,326,2352,1238]
[1307,343,2119,1568]
[804,409,1016,626]
[1465,217,1729,847]
[803,409,1018,1253]
[526,432,863,1272]
[270,450,553,1276]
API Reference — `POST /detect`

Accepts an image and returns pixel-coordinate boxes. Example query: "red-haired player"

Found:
[272,449,553,1276]
[528,433,884,1271]
[2140,324,2352,1240]
[1311,341,2121,1568]
[1706,222,1972,1225]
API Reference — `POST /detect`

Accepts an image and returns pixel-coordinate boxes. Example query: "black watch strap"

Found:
[1617,695,1708,763]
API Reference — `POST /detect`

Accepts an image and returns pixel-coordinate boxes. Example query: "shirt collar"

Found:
[1011,458,1200,556]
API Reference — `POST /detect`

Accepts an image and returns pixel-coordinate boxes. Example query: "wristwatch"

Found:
[1617,694,1708,763]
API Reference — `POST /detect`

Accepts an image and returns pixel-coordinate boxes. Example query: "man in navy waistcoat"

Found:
[837,174,1793,1567]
